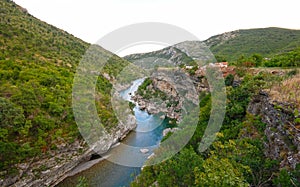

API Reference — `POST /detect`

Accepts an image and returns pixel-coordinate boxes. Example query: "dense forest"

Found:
[228,47,300,67]
[127,28,300,187]
[0,0,130,179]
[206,27,300,62]
[131,68,300,187]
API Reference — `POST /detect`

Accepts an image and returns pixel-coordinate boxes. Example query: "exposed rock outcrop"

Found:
[248,91,300,169]
[203,30,239,48]
[1,140,91,187]
[91,114,136,154]
[140,149,149,154]
[163,128,180,137]
[124,46,194,67]
[132,69,199,122]
[1,114,136,187]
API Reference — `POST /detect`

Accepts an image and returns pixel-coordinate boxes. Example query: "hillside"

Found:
[204,27,300,61]
[130,65,300,187]
[125,27,300,66]
[264,47,300,67]
[124,29,300,187]
[124,46,196,68]
[0,0,132,185]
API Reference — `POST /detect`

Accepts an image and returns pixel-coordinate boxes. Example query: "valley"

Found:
[0,0,300,186]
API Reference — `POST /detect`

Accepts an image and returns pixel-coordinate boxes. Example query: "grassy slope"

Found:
[0,0,129,177]
[124,46,196,67]
[125,27,300,65]
[205,27,300,61]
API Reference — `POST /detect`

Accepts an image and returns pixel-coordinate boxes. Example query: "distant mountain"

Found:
[204,27,300,61]
[125,27,300,63]
[124,46,196,68]
[124,40,218,68]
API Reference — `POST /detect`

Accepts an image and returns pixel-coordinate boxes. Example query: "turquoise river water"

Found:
[57,79,169,187]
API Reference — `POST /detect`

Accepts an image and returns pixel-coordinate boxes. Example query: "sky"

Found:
[13,0,300,56]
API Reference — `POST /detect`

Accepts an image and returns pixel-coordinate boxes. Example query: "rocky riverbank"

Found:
[1,114,136,187]
[132,92,182,121]
[131,69,207,122]
[1,140,89,187]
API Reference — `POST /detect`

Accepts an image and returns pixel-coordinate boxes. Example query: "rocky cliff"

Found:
[124,46,195,68]
[248,91,300,169]
[1,115,136,187]
[132,69,204,122]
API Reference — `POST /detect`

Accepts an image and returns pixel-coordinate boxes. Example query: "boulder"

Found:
[140,149,149,154]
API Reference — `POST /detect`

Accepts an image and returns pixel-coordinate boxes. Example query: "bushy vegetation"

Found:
[269,70,300,108]
[131,70,300,186]
[0,0,129,178]
[231,48,300,68]
[207,27,300,61]
[136,78,153,96]
[212,28,300,68]
[264,48,300,67]
[136,77,168,100]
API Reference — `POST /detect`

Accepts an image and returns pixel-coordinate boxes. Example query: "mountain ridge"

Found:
[125,27,300,64]
[205,27,300,61]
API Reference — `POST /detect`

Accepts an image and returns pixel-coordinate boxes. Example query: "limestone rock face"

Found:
[248,91,300,169]
[163,128,180,137]
[2,114,136,187]
[152,78,177,98]
[132,69,200,122]
[124,46,194,67]
[1,140,91,187]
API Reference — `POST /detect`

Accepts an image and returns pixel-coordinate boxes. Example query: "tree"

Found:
[215,55,227,62]
[156,147,204,187]
[194,156,249,187]
[0,97,25,138]
[225,74,234,86]
[251,53,263,66]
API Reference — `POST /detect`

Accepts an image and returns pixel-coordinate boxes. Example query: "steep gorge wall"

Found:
[248,92,300,169]
[2,115,136,187]
[132,69,202,121]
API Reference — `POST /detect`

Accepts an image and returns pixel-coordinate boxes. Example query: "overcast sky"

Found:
[13,0,300,55]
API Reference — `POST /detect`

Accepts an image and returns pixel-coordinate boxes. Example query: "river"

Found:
[57,78,169,187]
